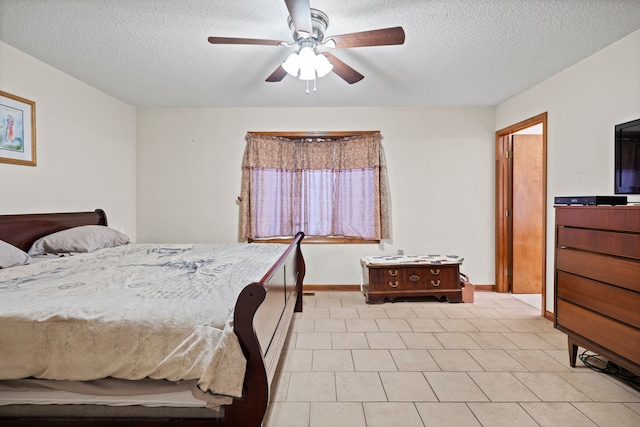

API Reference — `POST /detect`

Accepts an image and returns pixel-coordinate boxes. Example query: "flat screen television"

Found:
[614,118,640,194]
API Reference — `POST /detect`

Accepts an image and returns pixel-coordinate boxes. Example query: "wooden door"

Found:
[511,134,544,294]
[495,112,547,316]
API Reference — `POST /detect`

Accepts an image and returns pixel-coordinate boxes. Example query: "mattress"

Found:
[0,242,289,405]
[0,378,208,407]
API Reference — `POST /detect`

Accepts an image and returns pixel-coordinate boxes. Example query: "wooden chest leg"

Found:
[366,294,385,304]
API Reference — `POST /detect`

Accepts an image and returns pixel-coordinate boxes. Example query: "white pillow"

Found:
[0,240,32,268]
[28,225,130,256]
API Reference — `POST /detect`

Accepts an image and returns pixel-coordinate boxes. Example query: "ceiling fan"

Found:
[207,0,405,87]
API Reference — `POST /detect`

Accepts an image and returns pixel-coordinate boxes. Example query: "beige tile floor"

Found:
[264,291,640,427]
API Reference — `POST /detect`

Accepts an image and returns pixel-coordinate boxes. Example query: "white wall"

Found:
[0,42,137,237]
[495,29,640,312]
[137,107,496,286]
[11,27,637,294]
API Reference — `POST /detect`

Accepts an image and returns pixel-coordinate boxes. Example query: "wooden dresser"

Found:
[361,256,464,304]
[554,205,640,375]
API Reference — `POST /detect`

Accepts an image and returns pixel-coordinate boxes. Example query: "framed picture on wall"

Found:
[0,90,36,166]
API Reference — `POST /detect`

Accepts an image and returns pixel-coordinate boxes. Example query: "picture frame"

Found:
[0,90,36,166]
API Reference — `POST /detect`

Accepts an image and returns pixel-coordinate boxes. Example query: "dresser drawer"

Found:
[555,206,640,231]
[557,299,640,366]
[556,248,640,293]
[557,226,640,260]
[369,265,459,291]
[556,271,640,329]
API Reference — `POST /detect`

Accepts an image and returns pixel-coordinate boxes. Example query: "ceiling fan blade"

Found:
[284,0,313,37]
[321,52,364,84]
[208,36,285,46]
[266,65,288,82]
[326,26,405,48]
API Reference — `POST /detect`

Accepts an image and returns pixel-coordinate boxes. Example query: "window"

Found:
[239,131,390,242]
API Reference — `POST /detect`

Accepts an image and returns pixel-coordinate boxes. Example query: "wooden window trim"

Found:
[247,130,378,140]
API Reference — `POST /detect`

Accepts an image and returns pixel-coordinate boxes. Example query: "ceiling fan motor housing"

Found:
[289,8,329,44]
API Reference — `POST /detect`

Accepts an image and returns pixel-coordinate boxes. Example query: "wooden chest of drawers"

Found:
[554,205,640,376]
[362,261,463,304]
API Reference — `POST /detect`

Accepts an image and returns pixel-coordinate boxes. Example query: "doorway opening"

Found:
[495,113,547,315]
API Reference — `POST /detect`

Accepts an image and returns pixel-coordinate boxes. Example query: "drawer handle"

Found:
[388,281,399,288]
[409,274,420,282]
[388,270,398,277]
[431,280,441,287]
[430,268,440,275]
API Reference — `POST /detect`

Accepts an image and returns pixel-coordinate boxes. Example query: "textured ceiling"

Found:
[1,0,639,108]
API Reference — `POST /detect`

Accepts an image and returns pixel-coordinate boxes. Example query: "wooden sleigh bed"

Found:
[0,209,305,426]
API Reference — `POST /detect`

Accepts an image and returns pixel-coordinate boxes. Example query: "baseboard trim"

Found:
[303,284,361,292]
[304,284,496,292]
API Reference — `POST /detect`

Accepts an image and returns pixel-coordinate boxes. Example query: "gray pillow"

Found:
[28,225,130,255]
[0,240,32,268]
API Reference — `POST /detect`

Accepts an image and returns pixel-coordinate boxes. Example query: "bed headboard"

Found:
[0,209,107,252]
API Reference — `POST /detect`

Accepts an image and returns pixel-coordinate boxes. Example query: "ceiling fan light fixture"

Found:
[282,46,332,81]
[298,46,315,60]
[314,53,333,77]
[282,52,301,76]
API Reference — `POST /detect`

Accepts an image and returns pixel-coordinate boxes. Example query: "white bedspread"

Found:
[0,243,289,400]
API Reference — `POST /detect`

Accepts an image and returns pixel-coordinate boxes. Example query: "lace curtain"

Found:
[240,132,390,240]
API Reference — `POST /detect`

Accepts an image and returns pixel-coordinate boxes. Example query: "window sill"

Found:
[248,236,380,244]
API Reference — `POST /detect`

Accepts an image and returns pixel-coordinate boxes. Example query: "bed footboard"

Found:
[226,232,305,426]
